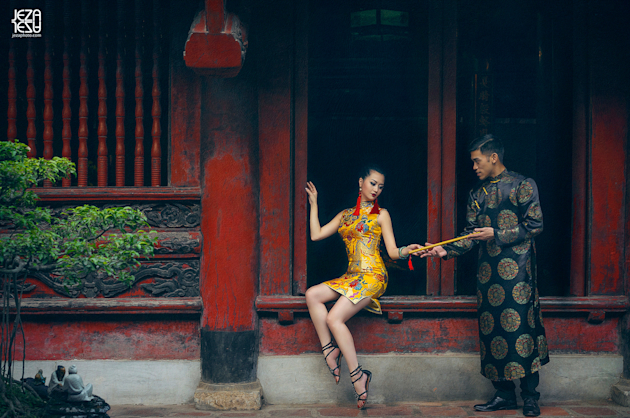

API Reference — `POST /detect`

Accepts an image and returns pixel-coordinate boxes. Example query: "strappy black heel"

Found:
[350,364,372,409]
[322,341,342,384]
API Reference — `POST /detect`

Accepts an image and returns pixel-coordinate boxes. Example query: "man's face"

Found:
[470,149,495,180]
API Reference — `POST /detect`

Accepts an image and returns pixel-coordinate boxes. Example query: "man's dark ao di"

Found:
[421,134,547,417]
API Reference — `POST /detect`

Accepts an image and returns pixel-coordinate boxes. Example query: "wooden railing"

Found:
[5,0,168,188]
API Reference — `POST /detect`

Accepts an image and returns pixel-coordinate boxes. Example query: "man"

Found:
[421,134,548,417]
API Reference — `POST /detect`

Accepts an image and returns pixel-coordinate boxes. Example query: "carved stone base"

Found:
[194,380,263,411]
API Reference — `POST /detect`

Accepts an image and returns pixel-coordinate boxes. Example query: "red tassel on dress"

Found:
[352,192,362,216]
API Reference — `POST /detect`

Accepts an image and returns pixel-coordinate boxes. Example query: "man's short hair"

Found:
[468,134,504,162]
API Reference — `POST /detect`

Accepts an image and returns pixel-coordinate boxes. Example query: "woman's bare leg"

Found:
[305,284,342,381]
[326,296,372,408]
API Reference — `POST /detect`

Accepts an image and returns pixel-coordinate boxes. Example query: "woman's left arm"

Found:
[378,209,421,259]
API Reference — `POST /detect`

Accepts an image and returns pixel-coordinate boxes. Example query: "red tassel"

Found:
[370,198,380,214]
[408,257,414,270]
[352,191,361,216]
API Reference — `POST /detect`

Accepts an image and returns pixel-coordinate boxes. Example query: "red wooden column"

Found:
[26,40,36,158]
[183,0,255,385]
[293,0,308,296]
[42,1,54,187]
[570,1,588,296]
[61,0,72,187]
[258,0,293,297]
[115,0,126,186]
[151,0,162,187]
[440,0,457,296]
[7,40,16,142]
[78,2,89,187]
[134,0,145,187]
[427,0,457,295]
[97,0,108,187]
[587,0,628,296]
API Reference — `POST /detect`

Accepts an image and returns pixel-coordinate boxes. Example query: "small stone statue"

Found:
[63,365,94,402]
[48,365,66,396]
[22,369,48,400]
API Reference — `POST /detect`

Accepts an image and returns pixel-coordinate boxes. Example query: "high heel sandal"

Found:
[322,341,342,384]
[350,364,372,409]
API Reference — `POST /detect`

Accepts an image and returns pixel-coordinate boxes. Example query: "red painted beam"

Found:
[256,295,630,313]
[259,315,620,355]
[8,297,202,315]
[32,187,201,202]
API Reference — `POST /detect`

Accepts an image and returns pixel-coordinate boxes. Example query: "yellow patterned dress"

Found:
[324,201,387,314]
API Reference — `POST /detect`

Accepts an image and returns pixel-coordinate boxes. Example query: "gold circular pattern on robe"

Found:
[526,227,542,239]
[509,187,518,206]
[477,290,483,309]
[527,202,543,220]
[488,284,505,307]
[513,239,531,255]
[537,335,548,359]
[516,334,535,358]
[504,362,526,380]
[487,186,502,209]
[500,308,521,332]
[480,311,495,335]
[498,227,519,244]
[526,258,532,278]
[478,214,492,227]
[498,258,519,280]
[527,306,536,328]
[480,341,486,361]
[539,306,544,327]
[531,356,541,373]
[478,262,492,284]
[498,210,518,230]
[491,336,509,360]
[512,282,532,305]
[486,240,502,257]
[518,181,534,204]
[484,364,499,380]
[467,208,476,223]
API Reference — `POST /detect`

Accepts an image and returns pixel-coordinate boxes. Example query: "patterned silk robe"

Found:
[443,169,549,381]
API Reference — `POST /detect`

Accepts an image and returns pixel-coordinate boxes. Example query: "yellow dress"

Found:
[324,201,388,314]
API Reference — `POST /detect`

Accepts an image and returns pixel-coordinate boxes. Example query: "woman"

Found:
[304,165,421,409]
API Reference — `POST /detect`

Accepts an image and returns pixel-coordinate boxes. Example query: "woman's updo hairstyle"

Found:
[360,164,386,180]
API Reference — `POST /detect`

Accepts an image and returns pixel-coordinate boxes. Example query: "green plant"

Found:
[0,140,157,417]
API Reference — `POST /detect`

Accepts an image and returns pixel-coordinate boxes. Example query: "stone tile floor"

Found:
[109,400,630,417]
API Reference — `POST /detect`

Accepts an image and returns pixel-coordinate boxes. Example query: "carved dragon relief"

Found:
[22,261,200,299]
[2,202,201,299]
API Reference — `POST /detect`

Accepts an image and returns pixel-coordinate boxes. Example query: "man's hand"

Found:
[472,227,495,241]
[419,243,447,258]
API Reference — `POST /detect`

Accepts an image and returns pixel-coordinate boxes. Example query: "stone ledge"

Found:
[194,379,263,411]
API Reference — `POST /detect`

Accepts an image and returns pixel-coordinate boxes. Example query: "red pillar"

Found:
[198,74,259,382]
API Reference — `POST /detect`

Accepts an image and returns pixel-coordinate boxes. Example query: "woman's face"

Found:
[359,170,385,202]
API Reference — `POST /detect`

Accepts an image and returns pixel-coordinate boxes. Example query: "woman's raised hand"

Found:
[305,181,318,206]
[406,244,423,257]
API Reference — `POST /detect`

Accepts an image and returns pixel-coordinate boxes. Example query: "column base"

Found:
[194,380,263,410]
